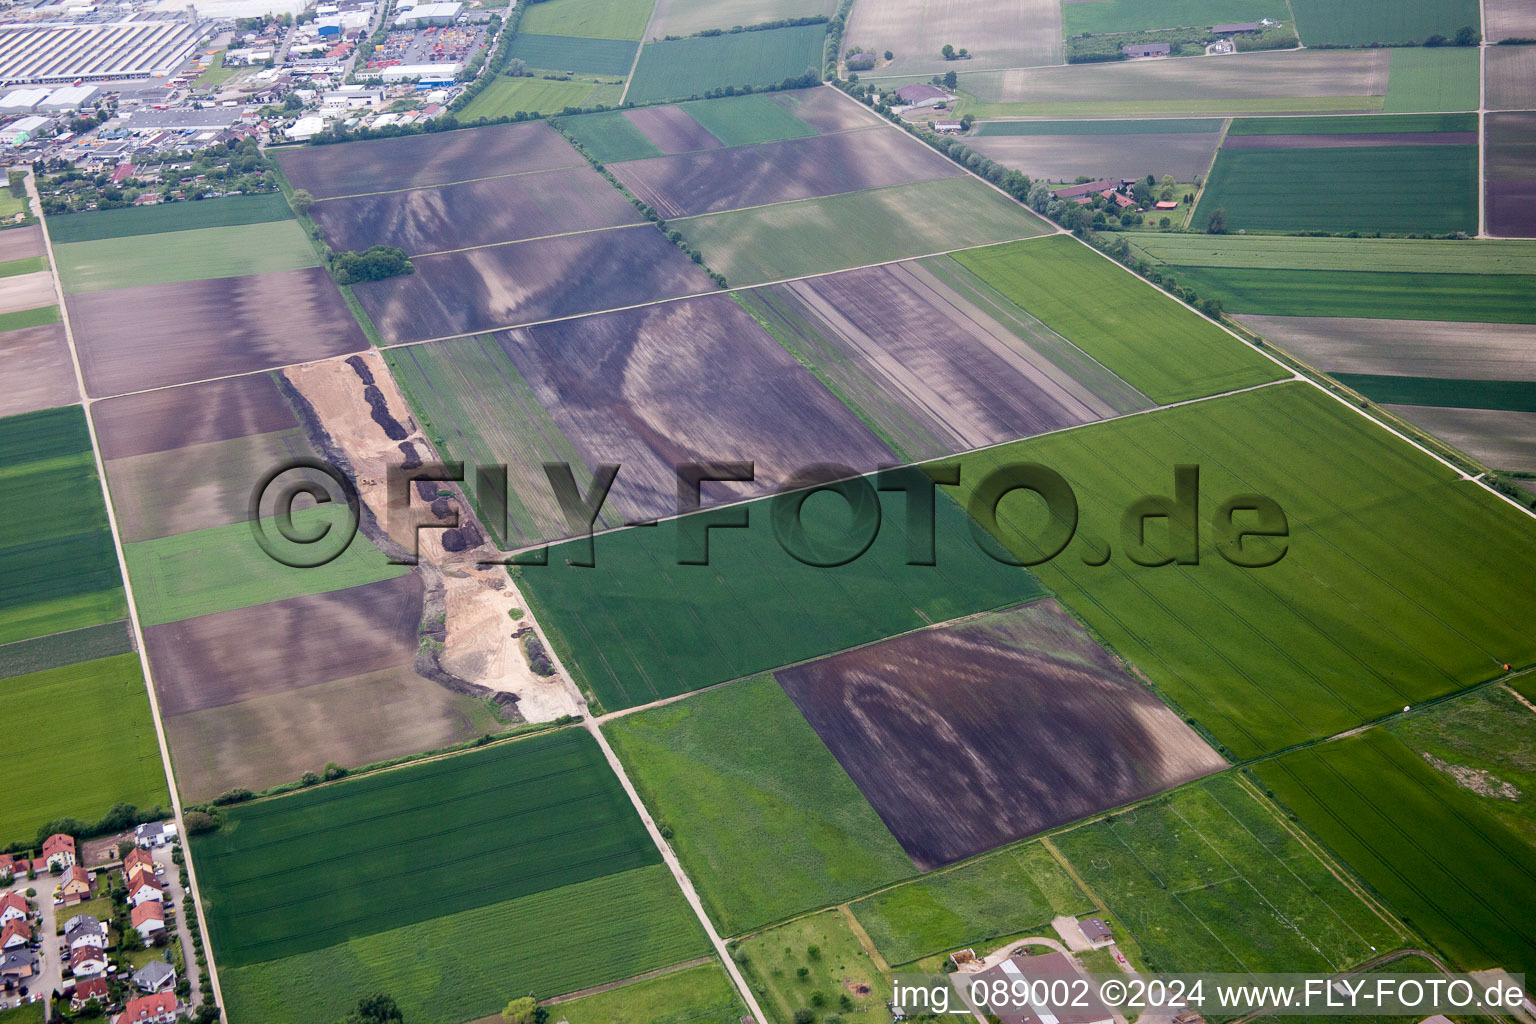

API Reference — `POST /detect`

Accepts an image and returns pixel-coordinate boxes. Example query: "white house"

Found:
[127,878,165,907]
[0,892,27,927]
[133,822,177,849]
[132,959,175,993]
[64,914,107,951]
[131,902,166,942]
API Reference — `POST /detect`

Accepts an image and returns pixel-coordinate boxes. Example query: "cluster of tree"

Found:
[939,43,969,60]
[340,995,405,1024]
[332,245,414,285]
[1066,27,1214,63]
[2,803,168,855]
[823,0,855,77]
[1313,25,1478,48]
[502,997,545,1023]
[1232,24,1300,51]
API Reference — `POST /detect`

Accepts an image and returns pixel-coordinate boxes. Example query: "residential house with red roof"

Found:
[0,918,29,951]
[42,833,76,869]
[58,864,93,906]
[72,975,109,1010]
[127,876,164,907]
[70,941,108,977]
[131,901,166,941]
[0,892,27,927]
[117,991,178,1022]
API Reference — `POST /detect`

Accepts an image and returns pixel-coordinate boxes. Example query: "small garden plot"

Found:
[733,911,894,1024]
[351,225,716,344]
[625,23,825,103]
[1259,729,1536,976]
[68,268,368,397]
[507,33,639,75]
[0,322,76,417]
[55,219,319,293]
[850,843,1092,966]
[1054,774,1402,973]
[1488,113,1536,238]
[1288,0,1479,46]
[611,127,959,217]
[777,600,1225,869]
[275,121,584,199]
[605,674,915,936]
[307,165,641,255]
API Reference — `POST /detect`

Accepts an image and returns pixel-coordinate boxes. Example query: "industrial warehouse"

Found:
[0,17,201,85]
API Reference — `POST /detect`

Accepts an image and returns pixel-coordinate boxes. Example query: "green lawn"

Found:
[0,1002,43,1024]
[1386,47,1480,112]
[459,76,598,120]
[558,108,665,162]
[1389,684,1536,848]
[675,176,1048,285]
[1258,729,1536,975]
[626,24,825,103]
[45,193,293,244]
[0,305,58,332]
[56,219,319,293]
[219,864,708,1024]
[1331,374,1536,412]
[1194,143,1478,234]
[1062,0,1288,35]
[605,675,914,936]
[518,0,656,39]
[1125,234,1536,274]
[0,654,170,846]
[677,92,816,147]
[196,49,244,87]
[506,33,639,75]
[518,464,1049,713]
[1054,774,1402,973]
[1289,0,1480,46]
[734,911,894,1024]
[1154,266,1536,322]
[946,382,1536,759]
[192,729,662,966]
[849,844,1091,966]
[953,235,1283,404]
[123,504,410,627]
[551,962,745,1024]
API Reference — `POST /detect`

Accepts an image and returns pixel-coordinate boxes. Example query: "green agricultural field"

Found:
[459,76,598,120]
[953,235,1283,404]
[605,674,914,935]
[0,255,45,278]
[1054,774,1402,973]
[948,382,1536,759]
[1155,266,1536,322]
[0,654,170,846]
[518,465,1049,712]
[1126,234,1536,274]
[192,729,662,966]
[678,92,817,147]
[552,962,745,1024]
[1332,374,1536,412]
[0,406,126,646]
[626,23,825,103]
[1062,0,1288,35]
[558,108,666,162]
[1226,112,1477,134]
[1289,0,1480,46]
[1389,685,1536,847]
[518,0,655,39]
[0,620,132,680]
[975,118,1225,136]
[734,911,894,1024]
[56,220,319,293]
[1259,729,1536,975]
[850,844,1091,966]
[507,33,639,75]
[124,504,410,627]
[0,305,58,331]
[44,193,294,244]
[218,864,708,1024]
[676,177,1048,285]
[1383,47,1480,113]
[1194,144,1477,234]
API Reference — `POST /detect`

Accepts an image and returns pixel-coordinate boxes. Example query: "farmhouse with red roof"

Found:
[43,832,77,869]
[117,991,178,1022]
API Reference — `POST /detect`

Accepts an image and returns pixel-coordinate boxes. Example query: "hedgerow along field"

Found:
[1054,773,1403,974]
[946,382,1536,760]
[1,653,170,846]
[953,235,1284,404]
[1194,142,1478,234]
[191,728,663,966]
[1288,0,1479,45]
[625,23,826,103]
[849,842,1092,966]
[517,465,1050,713]
[1258,729,1536,975]
[0,405,126,646]
[605,674,915,936]
[217,863,708,1024]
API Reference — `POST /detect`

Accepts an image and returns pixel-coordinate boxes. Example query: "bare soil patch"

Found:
[775,600,1225,869]
[68,267,368,397]
[846,0,1064,78]
[610,128,960,217]
[624,105,724,154]
[0,225,45,263]
[0,270,57,315]
[1234,315,1536,380]
[92,371,299,460]
[1223,131,1477,148]
[1383,404,1536,471]
[1487,45,1536,110]
[1486,0,1536,43]
[771,87,885,133]
[1487,112,1536,236]
[275,121,584,200]
[969,131,1220,184]
[308,166,642,255]
[352,226,717,344]
[0,322,76,417]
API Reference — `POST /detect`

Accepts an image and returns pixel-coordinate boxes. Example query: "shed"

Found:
[1122,42,1171,57]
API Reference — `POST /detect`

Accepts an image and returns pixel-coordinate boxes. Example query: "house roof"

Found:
[42,833,75,857]
[0,949,38,973]
[75,976,109,1000]
[130,877,163,896]
[70,944,106,970]
[0,919,28,944]
[0,854,14,873]
[135,822,165,838]
[123,992,177,1017]
[65,914,105,941]
[125,847,154,868]
[1079,917,1113,942]
[1057,178,1116,199]
[133,960,175,985]
[1154,199,1179,209]
[895,83,947,104]
[1122,42,1171,54]
[132,902,165,926]
[61,864,90,886]
[0,892,25,914]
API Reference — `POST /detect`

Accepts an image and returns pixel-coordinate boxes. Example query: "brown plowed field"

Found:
[968,132,1221,184]
[1488,113,1536,237]
[493,293,896,525]
[0,323,76,417]
[351,225,717,343]
[611,128,960,218]
[143,574,424,716]
[93,372,299,460]
[776,600,1226,869]
[771,87,884,133]
[1487,44,1536,110]
[1233,315,1536,380]
[1223,132,1478,148]
[307,166,643,255]
[0,271,57,315]
[0,225,45,263]
[1487,0,1536,43]
[624,105,724,153]
[274,121,584,199]
[1384,404,1536,472]
[69,268,369,397]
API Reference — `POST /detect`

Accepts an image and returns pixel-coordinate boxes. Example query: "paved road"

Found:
[151,844,202,1004]
[0,876,55,1018]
